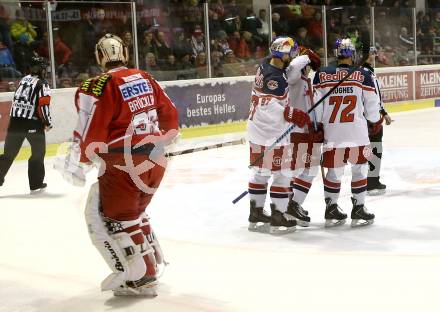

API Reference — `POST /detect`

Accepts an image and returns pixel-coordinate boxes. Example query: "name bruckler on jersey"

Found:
[119,78,153,101]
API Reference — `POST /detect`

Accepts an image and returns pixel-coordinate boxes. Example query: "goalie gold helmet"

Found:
[95,33,129,68]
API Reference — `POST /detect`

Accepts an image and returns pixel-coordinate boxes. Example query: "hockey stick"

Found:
[166,138,245,157]
[232,66,359,204]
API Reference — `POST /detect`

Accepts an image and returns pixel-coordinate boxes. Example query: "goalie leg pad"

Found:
[140,212,165,269]
[84,183,155,291]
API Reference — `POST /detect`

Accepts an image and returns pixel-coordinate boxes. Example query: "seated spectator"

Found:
[179,53,194,70]
[0,41,15,68]
[236,31,253,60]
[37,31,72,68]
[214,30,231,55]
[121,31,134,67]
[209,12,222,35]
[398,26,414,49]
[182,0,203,32]
[224,0,240,18]
[210,0,225,18]
[94,8,114,37]
[431,11,440,36]
[224,49,239,63]
[296,27,314,48]
[145,52,161,72]
[221,12,241,36]
[195,51,207,78]
[272,12,288,36]
[191,27,205,58]
[307,11,323,42]
[257,9,270,42]
[162,54,180,71]
[228,31,241,56]
[172,30,193,60]
[195,51,207,67]
[211,50,224,77]
[0,41,21,79]
[139,31,158,63]
[12,40,34,74]
[0,17,13,50]
[242,9,261,38]
[153,31,171,60]
[10,10,37,45]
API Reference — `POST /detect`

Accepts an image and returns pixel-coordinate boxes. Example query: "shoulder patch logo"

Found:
[80,78,93,93]
[91,74,112,97]
[267,80,279,90]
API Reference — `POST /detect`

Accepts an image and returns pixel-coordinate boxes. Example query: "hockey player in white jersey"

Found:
[285,46,322,227]
[247,37,311,234]
[313,38,383,227]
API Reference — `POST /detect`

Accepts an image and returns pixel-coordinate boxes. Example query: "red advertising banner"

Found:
[415,69,440,100]
[376,71,414,103]
[0,101,12,142]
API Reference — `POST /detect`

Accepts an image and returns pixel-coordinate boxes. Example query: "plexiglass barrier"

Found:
[1,1,439,91]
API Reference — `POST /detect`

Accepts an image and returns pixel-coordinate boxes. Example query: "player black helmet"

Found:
[29,56,49,78]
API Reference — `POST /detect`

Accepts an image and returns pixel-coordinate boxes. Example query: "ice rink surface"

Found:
[1,108,440,312]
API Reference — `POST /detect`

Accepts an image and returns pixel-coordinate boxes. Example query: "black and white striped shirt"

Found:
[11,75,52,127]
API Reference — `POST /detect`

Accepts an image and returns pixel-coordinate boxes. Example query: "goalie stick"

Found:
[232,65,360,204]
[166,138,245,157]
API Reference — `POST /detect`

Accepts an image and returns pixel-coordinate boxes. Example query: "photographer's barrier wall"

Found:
[0,65,439,158]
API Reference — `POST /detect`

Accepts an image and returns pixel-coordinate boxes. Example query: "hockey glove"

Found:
[299,47,321,71]
[311,122,324,143]
[305,49,321,72]
[368,116,384,136]
[54,142,90,187]
[284,107,311,128]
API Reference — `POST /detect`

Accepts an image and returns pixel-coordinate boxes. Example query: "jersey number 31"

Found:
[328,95,357,123]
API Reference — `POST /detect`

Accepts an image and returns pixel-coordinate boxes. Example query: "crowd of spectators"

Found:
[1,0,440,91]
[136,0,271,80]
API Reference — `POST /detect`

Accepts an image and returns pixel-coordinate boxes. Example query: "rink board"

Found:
[1,65,440,159]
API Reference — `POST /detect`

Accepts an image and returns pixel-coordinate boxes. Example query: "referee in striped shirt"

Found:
[0,56,52,193]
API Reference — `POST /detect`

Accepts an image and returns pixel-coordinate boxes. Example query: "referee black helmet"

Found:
[29,56,49,78]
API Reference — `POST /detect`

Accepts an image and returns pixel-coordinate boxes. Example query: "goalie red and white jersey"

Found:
[247,58,290,146]
[74,66,179,162]
[313,64,381,148]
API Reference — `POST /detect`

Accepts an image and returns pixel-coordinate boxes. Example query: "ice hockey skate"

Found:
[113,276,158,297]
[324,198,347,227]
[269,204,297,234]
[351,198,375,227]
[287,199,310,227]
[248,200,271,233]
[30,183,47,195]
[367,178,386,196]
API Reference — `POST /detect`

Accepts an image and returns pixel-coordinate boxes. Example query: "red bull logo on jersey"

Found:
[319,70,364,83]
[119,78,153,101]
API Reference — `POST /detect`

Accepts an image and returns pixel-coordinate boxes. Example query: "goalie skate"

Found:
[324,198,347,227]
[113,277,158,297]
[248,200,271,233]
[351,198,375,227]
[269,204,297,235]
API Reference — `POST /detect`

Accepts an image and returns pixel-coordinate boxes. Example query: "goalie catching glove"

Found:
[54,141,91,187]
[284,106,311,128]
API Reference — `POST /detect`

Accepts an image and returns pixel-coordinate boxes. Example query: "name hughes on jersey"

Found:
[333,86,354,94]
